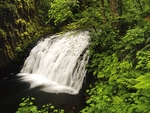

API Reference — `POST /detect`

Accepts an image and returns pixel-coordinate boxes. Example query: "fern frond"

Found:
[134,73,150,89]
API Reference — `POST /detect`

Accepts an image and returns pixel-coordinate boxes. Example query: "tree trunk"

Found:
[110,0,118,15]
[100,0,106,23]
[110,0,122,30]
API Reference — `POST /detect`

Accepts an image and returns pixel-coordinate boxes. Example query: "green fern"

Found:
[134,73,150,89]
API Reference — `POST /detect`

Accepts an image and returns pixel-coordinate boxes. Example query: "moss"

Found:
[15,46,22,52]
[23,31,28,36]
[16,0,23,9]
[8,31,14,38]
[5,44,14,59]
[15,18,27,27]
[0,0,53,71]
[0,28,7,40]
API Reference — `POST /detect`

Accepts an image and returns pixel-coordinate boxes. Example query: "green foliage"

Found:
[81,1,150,112]
[35,0,52,24]
[68,1,102,29]
[16,97,38,113]
[83,50,140,113]
[1,0,150,112]
[47,0,108,29]
[47,0,78,25]
[16,97,64,113]
[0,2,17,21]
[135,73,150,89]
[136,50,150,71]
[117,22,150,62]
[15,46,23,53]
[131,73,150,113]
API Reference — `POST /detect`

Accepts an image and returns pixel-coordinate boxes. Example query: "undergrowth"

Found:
[81,20,150,113]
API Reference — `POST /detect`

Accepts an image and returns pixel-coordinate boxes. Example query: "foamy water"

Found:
[18,31,90,94]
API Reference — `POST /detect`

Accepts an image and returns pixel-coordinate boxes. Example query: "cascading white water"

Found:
[18,31,90,94]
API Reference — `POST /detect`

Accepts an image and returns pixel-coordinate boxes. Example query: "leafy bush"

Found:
[81,4,150,112]
[47,0,79,25]
[16,97,64,113]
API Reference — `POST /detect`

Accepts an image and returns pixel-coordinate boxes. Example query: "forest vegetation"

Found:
[0,0,150,113]
[0,0,52,77]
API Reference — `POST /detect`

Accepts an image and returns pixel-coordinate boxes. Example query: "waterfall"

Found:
[17,31,90,94]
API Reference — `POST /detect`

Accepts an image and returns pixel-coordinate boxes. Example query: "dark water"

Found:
[0,75,87,113]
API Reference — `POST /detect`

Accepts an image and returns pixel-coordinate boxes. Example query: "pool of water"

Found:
[0,76,87,113]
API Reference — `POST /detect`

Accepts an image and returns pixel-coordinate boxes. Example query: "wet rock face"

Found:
[0,0,37,69]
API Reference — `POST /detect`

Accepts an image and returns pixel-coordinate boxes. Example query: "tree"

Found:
[80,0,150,113]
